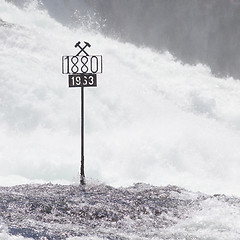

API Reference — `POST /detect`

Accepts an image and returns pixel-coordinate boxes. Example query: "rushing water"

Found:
[1,0,240,195]
[0,1,240,239]
[0,0,240,195]
[0,183,240,239]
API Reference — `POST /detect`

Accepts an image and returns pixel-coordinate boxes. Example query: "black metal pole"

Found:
[80,85,85,185]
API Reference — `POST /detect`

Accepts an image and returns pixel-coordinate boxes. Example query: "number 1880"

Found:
[62,55,102,74]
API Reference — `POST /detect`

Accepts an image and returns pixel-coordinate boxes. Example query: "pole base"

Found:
[80,175,85,185]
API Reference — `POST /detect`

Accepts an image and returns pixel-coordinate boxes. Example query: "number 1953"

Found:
[68,74,97,88]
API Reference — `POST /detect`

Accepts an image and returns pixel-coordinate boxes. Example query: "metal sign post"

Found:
[80,84,84,185]
[62,41,103,185]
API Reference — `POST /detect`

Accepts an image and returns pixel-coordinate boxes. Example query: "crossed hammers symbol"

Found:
[75,41,91,56]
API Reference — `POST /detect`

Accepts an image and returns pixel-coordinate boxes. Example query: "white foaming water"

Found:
[0,0,240,197]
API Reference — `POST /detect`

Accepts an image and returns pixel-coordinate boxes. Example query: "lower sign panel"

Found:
[68,74,97,87]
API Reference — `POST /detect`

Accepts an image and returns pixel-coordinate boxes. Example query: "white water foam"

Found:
[0,0,240,197]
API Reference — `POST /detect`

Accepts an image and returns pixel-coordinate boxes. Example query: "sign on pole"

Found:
[62,41,103,185]
[62,56,103,74]
[68,74,97,87]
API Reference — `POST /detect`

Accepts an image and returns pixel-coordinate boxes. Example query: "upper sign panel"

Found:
[62,55,103,74]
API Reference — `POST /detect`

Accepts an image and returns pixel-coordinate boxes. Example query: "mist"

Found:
[9,0,239,80]
[1,1,240,238]
[0,0,240,196]
[89,0,240,79]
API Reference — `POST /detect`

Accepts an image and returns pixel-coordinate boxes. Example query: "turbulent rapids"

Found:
[1,1,240,238]
[0,183,240,240]
[1,0,240,195]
